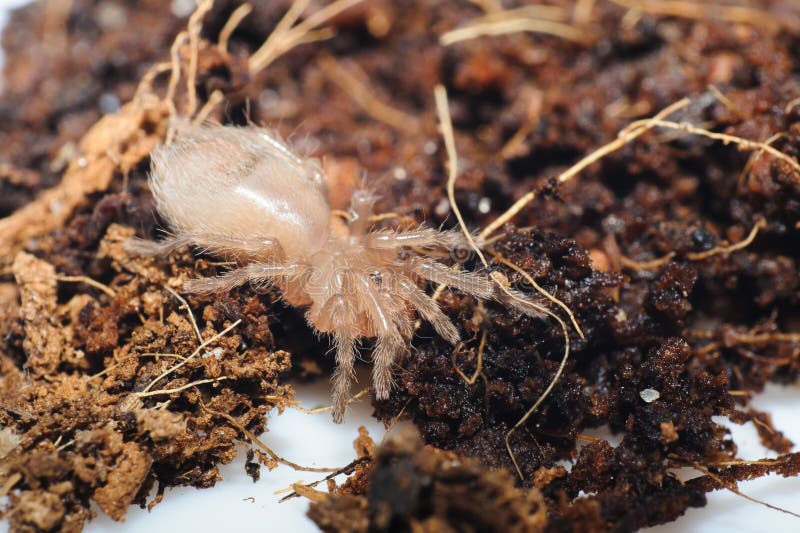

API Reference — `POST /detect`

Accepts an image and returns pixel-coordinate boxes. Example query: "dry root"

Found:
[482,96,799,242]
[319,55,420,134]
[0,0,368,263]
[435,84,578,480]
[441,4,591,46]
[609,0,798,33]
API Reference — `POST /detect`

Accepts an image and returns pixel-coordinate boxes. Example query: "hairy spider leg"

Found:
[183,262,301,293]
[127,232,283,262]
[396,276,460,344]
[410,258,495,299]
[349,272,408,400]
[317,294,358,423]
[125,234,195,256]
[365,228,466,250]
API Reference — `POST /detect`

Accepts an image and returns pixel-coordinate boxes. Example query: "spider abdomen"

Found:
[150,122,331,260]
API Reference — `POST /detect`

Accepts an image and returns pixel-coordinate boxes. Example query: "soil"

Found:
[1,0,799,532]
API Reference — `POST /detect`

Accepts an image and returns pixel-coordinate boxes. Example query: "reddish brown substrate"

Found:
[1,1,799,531]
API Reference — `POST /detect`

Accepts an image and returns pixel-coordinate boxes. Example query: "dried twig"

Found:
[441,4,586,46]
[435,85,574,480]
[686,219,765,261]
[165,287,203,343]
[482,96,799,242]
[140,319,241,394]
[193,90,225,125]
[488,251,585,339]
[622,218,765,272]
[136,376,231,398]
[502,290,571,480]
[623,118,800,176]
[278,456,371,502]
[0,473,22,498]
[248,0,365,74]
[319,55,419,134]
[435,85,491,270]
[185,0,214,117]
[56,275,116,298]
[201,403,338,473]
[694,463,800,519]
[218,3,253,53]
[619,252,676,272]
[480,98,691,240]
[452,330,487,385]
[290,388,370,414]
[610,0,792,33]
[694,327,800,362]
[441,16,587,46]
[573,0,597,25]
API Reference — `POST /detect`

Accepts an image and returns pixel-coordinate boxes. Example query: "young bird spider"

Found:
[132,122,542,421]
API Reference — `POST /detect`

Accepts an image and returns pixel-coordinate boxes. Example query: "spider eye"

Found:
[369,271,383,285]
[452,246,471,263]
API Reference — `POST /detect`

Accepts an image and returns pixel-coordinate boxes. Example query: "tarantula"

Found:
[132,122,541,421]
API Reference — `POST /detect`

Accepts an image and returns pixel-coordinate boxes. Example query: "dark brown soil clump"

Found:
[1,0,800,531]
[308,427,547,533]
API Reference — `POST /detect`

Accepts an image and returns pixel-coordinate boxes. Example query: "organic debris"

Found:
[1,0,800,531]
[308,427,548,533]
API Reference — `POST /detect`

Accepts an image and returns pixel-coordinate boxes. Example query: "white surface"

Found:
[1,0,799,530]
[646,383,800,532]
[0,0,28,66]
[83,382,800,533]
[85,377,387,533]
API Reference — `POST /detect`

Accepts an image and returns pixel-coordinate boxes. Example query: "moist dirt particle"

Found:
[1,1,800,532]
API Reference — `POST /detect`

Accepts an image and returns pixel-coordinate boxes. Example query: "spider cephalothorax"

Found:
[133,122,540,420]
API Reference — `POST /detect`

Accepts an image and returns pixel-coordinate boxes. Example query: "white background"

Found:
[1,1,799,531]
